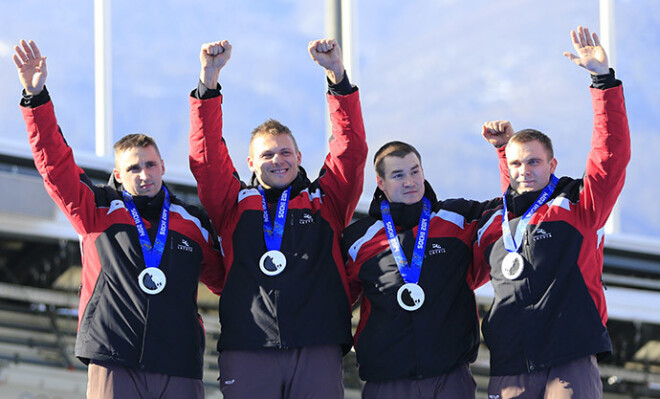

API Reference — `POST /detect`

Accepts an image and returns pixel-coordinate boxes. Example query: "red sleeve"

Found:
[344,254,364,307]
[21,101,100,235]
[581,85,630,226]
[468,242,491,290]
[188,94,242,233]
[319,91,368,228]
[497,145,510,193]
[472,207,503,289]
[200,243,224,295]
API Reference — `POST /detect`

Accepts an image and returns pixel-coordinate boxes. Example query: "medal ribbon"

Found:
[123,187,170,269]
[501,174,558,253]
[258,186,291,251]
[380,197,431,285]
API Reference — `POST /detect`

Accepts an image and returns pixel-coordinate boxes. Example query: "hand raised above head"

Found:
[563,26,609,75]
[200,40,232,69]
[482,120,514,148]
[199,40,232,89]
[308,38,345,84]
[13,39,47,95]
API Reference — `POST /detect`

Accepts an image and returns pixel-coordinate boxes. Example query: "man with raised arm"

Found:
[13,40,224,399]
[188,38,367,398]
[475,26,630,398]
[341,134,510,399]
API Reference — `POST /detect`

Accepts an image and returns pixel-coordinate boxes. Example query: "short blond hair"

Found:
[113,133,161,158]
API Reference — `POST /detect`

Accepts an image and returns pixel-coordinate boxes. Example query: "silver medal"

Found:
[501,252,524,280]
[138,268,166,295]
[259,250,287,276]
[397,283,425,311]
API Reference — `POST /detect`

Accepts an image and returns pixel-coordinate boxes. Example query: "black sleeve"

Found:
[191,80,222,100]
[20,86,51,108]
[591,68,620,90]
[327,71,358,96]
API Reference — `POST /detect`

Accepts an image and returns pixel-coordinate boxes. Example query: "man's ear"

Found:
[113,168,122,183]
[376,175,385,192]
[247,156,255,172]
[550,158,558,174]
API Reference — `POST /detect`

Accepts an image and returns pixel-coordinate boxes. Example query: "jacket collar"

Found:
[108,174,170,219]
[504,177,566,217]
[250,166,311,203]
[368,180,438,230]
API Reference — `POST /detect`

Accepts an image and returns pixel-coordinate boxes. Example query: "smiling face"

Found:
[113,144,165,198]
[377,152,426,205]
[506,139,557,194]
[247,133,302,189]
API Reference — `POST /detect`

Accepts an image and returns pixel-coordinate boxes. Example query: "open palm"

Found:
[563,26,609,75]
[13,40,47,95]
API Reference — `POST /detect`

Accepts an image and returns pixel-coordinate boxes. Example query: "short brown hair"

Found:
[113,133,161,158]
[373,141,422,178]
[509,129,554,160]
[250,119,299,153]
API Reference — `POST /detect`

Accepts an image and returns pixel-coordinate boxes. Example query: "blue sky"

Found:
[0,0,658,241]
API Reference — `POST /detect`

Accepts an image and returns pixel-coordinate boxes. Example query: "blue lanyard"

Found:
[123,187,170,269]
[380,197,432,285]
[258,186,291,251]
[501,174,558,253]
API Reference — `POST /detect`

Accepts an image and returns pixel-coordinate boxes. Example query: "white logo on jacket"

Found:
[429,243,447,255]
[532,228,552,241]
[177,239,193,252]
[299,213,314,225]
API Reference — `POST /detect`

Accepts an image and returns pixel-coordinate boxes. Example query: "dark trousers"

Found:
[361,363,476,399]
[86,360,204,399]
[487,356,602,399]
[218,344,344,399]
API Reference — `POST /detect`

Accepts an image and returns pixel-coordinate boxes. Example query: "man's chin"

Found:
[260,178,295,190]
[140,185,161,198]
[516,186,538,194]
[402,195,423,205]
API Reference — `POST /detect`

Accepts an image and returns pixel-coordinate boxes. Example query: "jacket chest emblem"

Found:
[428,243,447,256]
[177,239,194,252]
[532,228,552,242]
[299,213,314,225]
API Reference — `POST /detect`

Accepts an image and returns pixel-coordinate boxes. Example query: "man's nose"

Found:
[519,164,529,175]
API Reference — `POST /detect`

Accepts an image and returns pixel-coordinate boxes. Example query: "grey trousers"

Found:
[86,360,204,399]
[218,344,344,399]
[361,363,477,399]
[487,356,602,399]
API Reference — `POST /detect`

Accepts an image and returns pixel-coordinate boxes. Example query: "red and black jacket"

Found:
[20,89,224,379]
[475,76,630,376]
[188,77,367,353]
[342,183,500,382]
